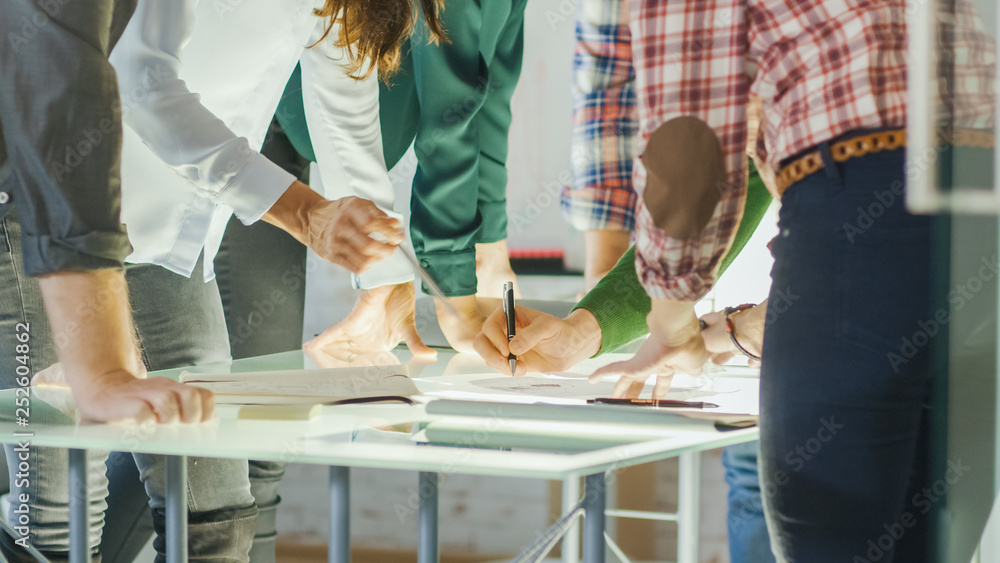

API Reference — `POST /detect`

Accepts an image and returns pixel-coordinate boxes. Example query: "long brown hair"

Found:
[314,0,446,81]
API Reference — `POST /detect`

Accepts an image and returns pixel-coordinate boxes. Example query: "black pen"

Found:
[587,398,719,409]
[503,281,516,376]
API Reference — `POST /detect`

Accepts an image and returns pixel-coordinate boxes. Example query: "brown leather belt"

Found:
[774,128,996,196]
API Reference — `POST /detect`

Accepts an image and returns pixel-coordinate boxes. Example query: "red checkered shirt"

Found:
[631,0,995,301]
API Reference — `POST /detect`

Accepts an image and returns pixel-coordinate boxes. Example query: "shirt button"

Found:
[419,260,430,268]
[0,192,9,205]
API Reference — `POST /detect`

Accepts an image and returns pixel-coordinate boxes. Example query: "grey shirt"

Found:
[0,0,136,276]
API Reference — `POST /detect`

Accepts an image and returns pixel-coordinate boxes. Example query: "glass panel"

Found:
[909,0,998,212]
[922,0,1000,559]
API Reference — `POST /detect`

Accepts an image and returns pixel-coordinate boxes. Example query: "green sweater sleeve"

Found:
[574,161,773,355]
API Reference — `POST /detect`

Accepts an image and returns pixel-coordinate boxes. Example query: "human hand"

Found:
[304,283,435,357]
[474,307,601,376]
[475,240,522,299]
[306,196,403,274]
[35,270,215,425]
[263,182,403,275]
[73,371,215,424]
[589,300,707,399]
[436,295,487,354]
[699,304,765,366]
[699,310,739,365]
[34,359,148,388]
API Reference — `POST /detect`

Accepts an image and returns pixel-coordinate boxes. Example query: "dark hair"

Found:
[313,0,446,81]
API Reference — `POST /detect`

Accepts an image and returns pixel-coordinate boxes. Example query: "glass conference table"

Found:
[0,348,760,563]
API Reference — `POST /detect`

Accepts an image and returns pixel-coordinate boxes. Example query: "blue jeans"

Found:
[0,210,258,562]
[759,143,937,561]
[723,442,775,563]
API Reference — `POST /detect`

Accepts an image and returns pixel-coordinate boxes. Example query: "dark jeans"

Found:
[759,144,938,561]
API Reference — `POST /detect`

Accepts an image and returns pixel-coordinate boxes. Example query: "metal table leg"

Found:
[68,449,87,563]
[166,455,188,563]
[329,466,350,563]
[562,476,581,563]
[677,452,701,563]
[418,471,439,563]
[583,472,606,563]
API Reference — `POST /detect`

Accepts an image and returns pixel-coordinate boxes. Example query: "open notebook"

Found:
[179,366,419,406]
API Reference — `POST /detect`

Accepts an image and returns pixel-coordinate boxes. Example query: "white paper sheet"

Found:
[414,370,757,414]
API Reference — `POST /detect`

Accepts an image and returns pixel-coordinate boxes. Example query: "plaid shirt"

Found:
[562,0,639,232]
[632,0,995,302]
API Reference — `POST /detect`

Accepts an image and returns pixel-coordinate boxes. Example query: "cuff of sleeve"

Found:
[574,290,651,357]
[20,230,133,277]
[356,248,416,290]
[634,243,715,302]
[416,249,477,297]
[216,153,296,225]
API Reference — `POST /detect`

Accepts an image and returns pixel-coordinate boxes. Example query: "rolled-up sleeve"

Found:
[109,0,293,226]
[0,0,133,276]
[630,0,749,302]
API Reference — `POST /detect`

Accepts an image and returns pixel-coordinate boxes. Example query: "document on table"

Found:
[415,370,758,416]
[180,366,419,406]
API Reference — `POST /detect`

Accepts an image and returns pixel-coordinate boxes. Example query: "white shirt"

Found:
[110,0,413,288]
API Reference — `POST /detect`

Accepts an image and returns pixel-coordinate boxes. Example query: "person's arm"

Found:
[592,0,751,396]
[404,2,490,297]
[473,162,771,373]
[109,0,293,225]
[0,4,212,424]
[38,270,213,423]
[576,161,772,355]
[298,19,413,289]
[630,0,750,306]
[0,1,132,278]
[110,2,401,274]
[700,299,767,364]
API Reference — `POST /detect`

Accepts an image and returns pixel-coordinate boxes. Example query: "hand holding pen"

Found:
[473,305,603,376]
